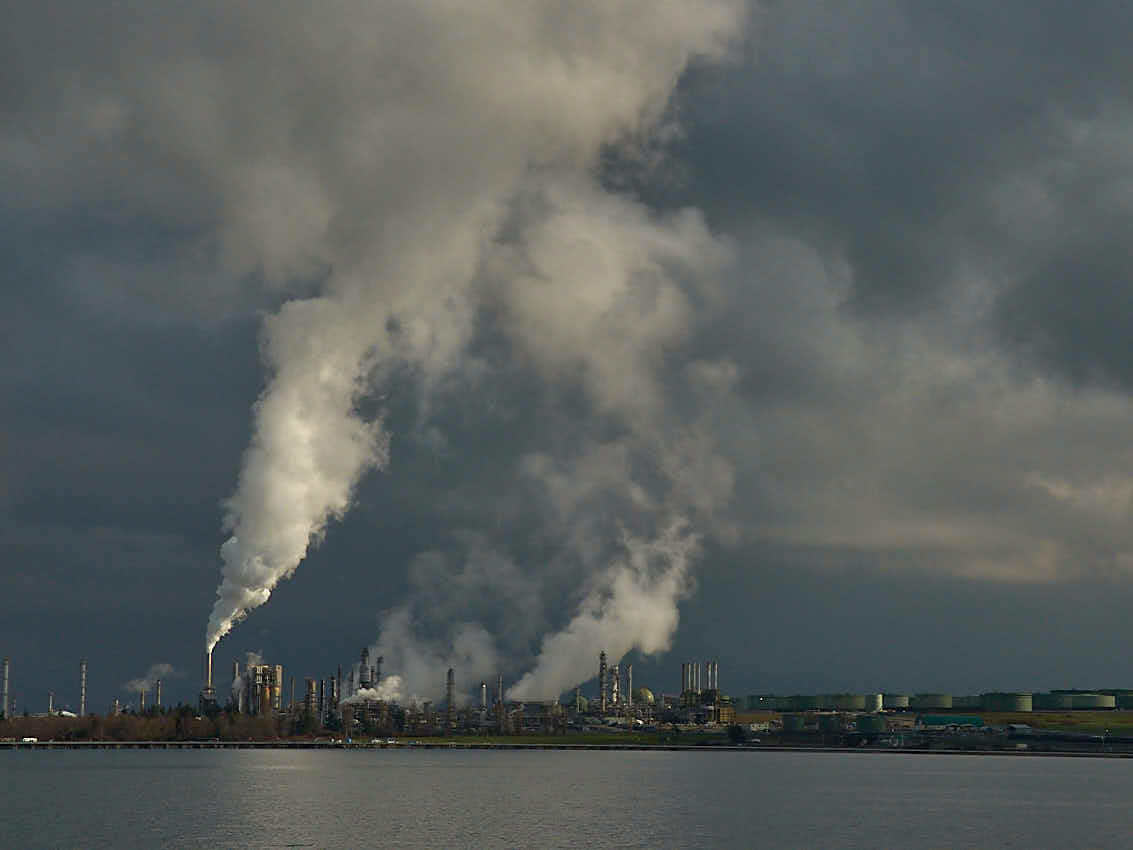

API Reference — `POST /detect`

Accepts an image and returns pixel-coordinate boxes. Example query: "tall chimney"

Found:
[336,666,342,707]
[1,657,8,720]
[156,679,162,708]
[496,673,504,734]
[598,650,608,714]
[376,656,383,684]
[627,664,633,708]
[480,680,487,711]
[445,668,455,733]
[79,659,87,716]
[140,689,146,712]
[206,649,213,690]
[48,691,54,715]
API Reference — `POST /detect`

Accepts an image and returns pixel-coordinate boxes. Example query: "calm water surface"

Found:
[2,749,1131,848]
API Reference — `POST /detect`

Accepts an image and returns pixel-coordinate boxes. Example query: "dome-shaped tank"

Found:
[632,687,655,706]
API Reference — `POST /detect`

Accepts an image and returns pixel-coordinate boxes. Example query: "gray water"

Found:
[2,749,1131,848]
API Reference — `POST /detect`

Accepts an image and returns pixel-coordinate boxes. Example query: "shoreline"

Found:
[4,740,1133,758]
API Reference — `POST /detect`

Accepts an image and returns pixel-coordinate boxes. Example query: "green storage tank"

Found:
[911,693,953,710]
[1033,693,1074,710]
[953,695,982,710]
[818,714,843,732]
[856,714,887,734]
[828,694,867,711]
[863,694,883,713]
[782,714,806,732]
[981,692,1032,712]
[882,693,910,710]
[1071,693,1116,710]
[793,695,820,711]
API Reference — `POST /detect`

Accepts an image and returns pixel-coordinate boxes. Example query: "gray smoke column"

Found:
[125,663,176,694]
[196,1,746,657]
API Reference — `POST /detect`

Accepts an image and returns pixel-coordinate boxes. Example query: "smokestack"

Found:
[140,689,146,712]
[156,679,162,708]
[290,677,296,713]
[232,659,240,684]
[496,673,504,734]
[336,665,342,707]
[48,691,54,715]
[376,656,383,684]
[627,664,633,708]
[480,680,487,711]
[598,650,608,714]
[79,659,87,717]
[1,657,8,720]
[206,649,213,690]
[694,662,701,694]
[445,668,454,733]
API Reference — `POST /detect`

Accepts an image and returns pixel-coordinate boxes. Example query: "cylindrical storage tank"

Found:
[794,695,820,711]
[813,695,832,710]
[1034,693,1074,710]
[883,694,910,710]
[829,694,867,711]
[863,694,883,713]
[782,714,806,732]
[857,714,887,734]
[818,714,842,732]
[911,694,953,711]
[1071,693,1116,710]
[981,692,1032,712]
[953,695,982,710]
[1117,694,1133,710]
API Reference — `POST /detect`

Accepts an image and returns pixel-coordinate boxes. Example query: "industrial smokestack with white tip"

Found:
[79,659,87,717]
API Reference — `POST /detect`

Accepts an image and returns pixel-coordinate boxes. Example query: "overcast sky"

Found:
[4,1,1133,712]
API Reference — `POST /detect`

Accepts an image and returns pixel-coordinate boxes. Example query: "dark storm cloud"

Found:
[4,0,1133,708]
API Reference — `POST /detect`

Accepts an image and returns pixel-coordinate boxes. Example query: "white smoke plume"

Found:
[343,675,404,706]
[509,521,699,700]
[124,663,177,694]
[200,0,747,666]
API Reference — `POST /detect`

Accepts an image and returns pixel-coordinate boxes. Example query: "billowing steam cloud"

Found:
[202,0,748,699]
[344,676,404,706]
[124,663,176,694]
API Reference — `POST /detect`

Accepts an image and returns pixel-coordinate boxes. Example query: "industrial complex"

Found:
[6,647,1133,753]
